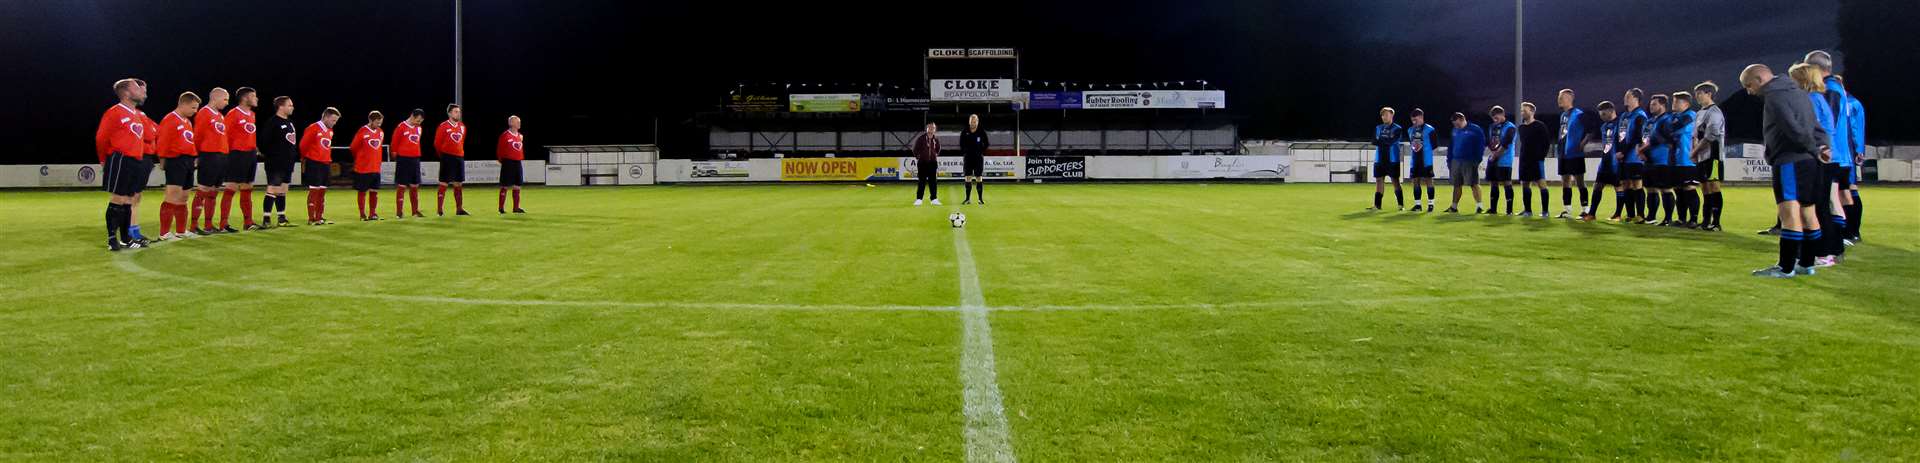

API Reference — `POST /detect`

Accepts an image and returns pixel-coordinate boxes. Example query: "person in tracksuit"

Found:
[959,114,989,205]
[1614,89,1649,223]
[1516,102,1552,217]
[1485,106,1517,216]
[912,122,942,206]
[1445,112,1487,214]
[1369,107,1405,211]
[1742,63,1829,278]
[1406,109,1437,212]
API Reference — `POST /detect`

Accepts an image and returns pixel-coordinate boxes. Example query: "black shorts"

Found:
[225,150,257,184]
[1699,158,1724,183]
[303,160,331,187]
[1647,165,1671,188]
[1772,159,1823,204]
[1622,163,1645,181]
[1373,161,1401,179]
[164,157,196,188]
[1827,163,1854,189]
[1519,160,1545,182]
[102,152,150,196]
[963,155,985,177]
[1595,159,1620,185]
[1486,165,1512,183]
[1551,156,1582,176]
[439,157,467,183]
[353,172,381,191]
[395,157,423,185]
[264,155,295,185]
[499,160,524,186]
[1674,164,1701,185]
[196,152,226,187]
[1408,163,1434,179]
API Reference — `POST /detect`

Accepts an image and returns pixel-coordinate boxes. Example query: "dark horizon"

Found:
[6,0,1915,163]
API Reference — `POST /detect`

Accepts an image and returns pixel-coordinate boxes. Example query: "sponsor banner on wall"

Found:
[781,157,901,181]
[1082,90,1227,109]
[883,97,931,112]
[35,164,99,187]
[688,161,752,179]
[927,48,1018,59]
[1024,156,1086,180]
[1161,155,1286,179]
[931,79,1016,101]
[725,94,784,112]
[788,94,862,112]
[899,156,1022,179]
[1026,91,1083,110]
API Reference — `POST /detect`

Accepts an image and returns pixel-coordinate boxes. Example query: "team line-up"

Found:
[1361,51,1867,277]
[96,83,532,251]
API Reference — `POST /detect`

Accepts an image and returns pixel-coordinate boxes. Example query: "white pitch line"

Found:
[952,228,1018,463]
[111,253,952,312]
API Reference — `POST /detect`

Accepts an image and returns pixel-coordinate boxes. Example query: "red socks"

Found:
[395,187,405,217]
[512,189,521,209]
[219,188,235,228]
[238,190,254,226]
[436,184,447,214]
[357,191,368,219]
[188,191,204,229]
[409,187,420,215]
[454,185,464,211]
[498,188,507,211]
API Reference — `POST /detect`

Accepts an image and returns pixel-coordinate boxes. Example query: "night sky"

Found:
[6,0,1915,163]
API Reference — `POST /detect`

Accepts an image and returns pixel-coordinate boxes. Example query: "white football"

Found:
[949,212,966,228]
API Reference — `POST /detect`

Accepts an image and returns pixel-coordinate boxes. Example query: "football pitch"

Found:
[3,183,1916,461]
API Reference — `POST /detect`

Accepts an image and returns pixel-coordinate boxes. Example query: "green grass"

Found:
[1,182,1916,461]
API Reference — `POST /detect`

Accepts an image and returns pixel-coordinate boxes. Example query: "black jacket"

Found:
[261,114,299,160]
[959,128,989,157]
[1759,76,1826,166]
[1518,120,1551,162]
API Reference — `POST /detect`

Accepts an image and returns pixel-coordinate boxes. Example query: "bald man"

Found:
[191,87,231,234]
[497,115,527,214]
[1742,64,1829,278]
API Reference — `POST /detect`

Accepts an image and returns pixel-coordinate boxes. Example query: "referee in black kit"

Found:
[960,114,989,204]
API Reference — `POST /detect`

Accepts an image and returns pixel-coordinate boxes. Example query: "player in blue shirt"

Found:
[1588,101,1620,222]
[1667,92,1699,227]
[1613,89,1649,223]
[1843,93,1866,243]
[1554,89,1596,219]
[1484,106,1518,215]
[1406,109,1438,212]
[1369,107,1406,211]
[1640,94,1672,224]
[1445,112,1487,214]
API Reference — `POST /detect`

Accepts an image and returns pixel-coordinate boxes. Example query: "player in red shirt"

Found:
[434,104,470,216]
[189,87,230,235]
[301,107,341,225]
[390,109,427,218]
[94,78,151,250]
[155,92,202,240]
[350,111,387,221]
[132,81,160,243]
[497,115,528,214]
[223,87,262,230]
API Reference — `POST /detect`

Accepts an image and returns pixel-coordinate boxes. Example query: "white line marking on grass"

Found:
[952,229,1018,463]
[112,253,952,312]
[994,282,1685,312]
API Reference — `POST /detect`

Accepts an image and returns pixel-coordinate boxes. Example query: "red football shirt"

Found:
[193,106,229,153]
[157,112,196,159]
[94,103,146,162]
[351,125,384,174]
[225,107,257,152]
[435,120,466,157]
[497,130,525,161]
[140,113,159,158]
[300,121,334,163]
[391,120,422,157]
